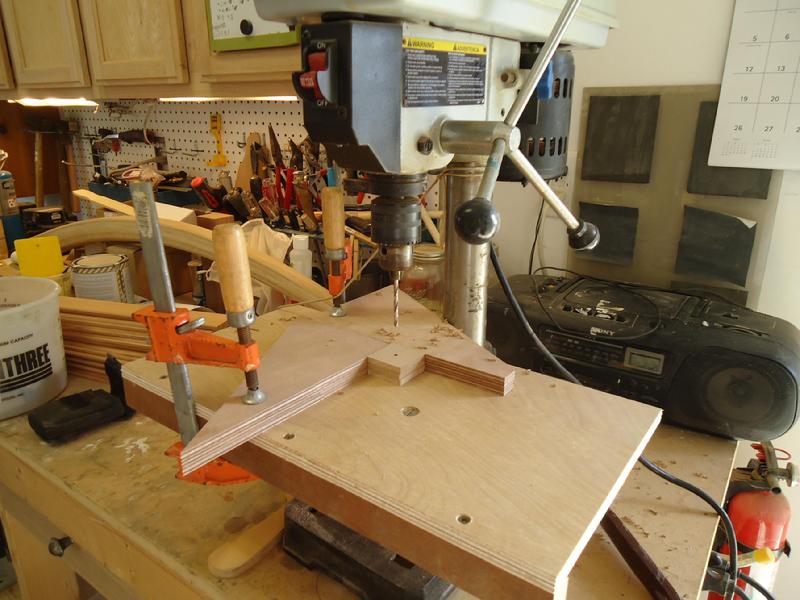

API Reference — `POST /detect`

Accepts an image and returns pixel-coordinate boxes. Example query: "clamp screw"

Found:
[416,136,433,155]
[48,536,73,557]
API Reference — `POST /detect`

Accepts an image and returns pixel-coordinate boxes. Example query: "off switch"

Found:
[295,49,336,104]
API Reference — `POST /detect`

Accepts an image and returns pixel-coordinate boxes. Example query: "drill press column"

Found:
[441,164,489,346]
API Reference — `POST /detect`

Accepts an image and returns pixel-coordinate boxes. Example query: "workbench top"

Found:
[0,376,736,599]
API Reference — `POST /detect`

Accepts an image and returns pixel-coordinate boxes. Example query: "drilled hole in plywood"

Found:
[402,406,419,417]
[457,514,472,525]
[283,432,295,440]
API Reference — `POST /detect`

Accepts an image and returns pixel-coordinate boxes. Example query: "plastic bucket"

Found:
[0,277,67,418]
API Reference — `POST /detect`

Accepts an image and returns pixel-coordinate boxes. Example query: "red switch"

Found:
[297,50,334,102]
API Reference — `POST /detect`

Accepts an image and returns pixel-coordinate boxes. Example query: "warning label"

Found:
[402,37,487,107]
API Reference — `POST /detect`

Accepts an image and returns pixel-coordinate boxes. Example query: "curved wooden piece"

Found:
[38,218,331,310]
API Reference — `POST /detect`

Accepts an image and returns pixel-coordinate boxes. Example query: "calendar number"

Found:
[764,125,774,133]
[777,65,786,72]
[770,95,781,103]
[734,124,743,131]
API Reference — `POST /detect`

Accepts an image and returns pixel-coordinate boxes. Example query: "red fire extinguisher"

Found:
[708,442,796,600]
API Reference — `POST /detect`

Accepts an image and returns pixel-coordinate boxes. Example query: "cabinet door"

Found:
[0,14,15,89]
[0,0,89,88]
[78,0,188,85]
[183,0,298,85]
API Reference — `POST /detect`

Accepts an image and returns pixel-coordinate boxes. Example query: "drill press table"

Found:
[121,289,665,599]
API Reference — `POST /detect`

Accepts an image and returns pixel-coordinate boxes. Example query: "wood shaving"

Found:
[431,324,461,337]
[376,328,400,338]
[279,315,297,322]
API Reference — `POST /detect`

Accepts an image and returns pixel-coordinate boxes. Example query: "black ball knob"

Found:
[568,220,600,251]
[240,19,254,35]
[455,197,500,245]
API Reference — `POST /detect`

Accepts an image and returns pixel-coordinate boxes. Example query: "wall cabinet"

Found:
[182,1,298,85]
[78,0,188,85]
[0,0,90,88]
[0,15,15,90]
[0,0,298,98]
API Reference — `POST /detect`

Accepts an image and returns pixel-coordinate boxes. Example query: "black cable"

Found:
[739,571,776,600]
[734,585,752,600]
[489,244,741,600]
[638,455,738,597]
[527,199,545,275]
[490,245,579,384]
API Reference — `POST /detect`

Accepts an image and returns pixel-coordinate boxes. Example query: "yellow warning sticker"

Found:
[402,37,487,55]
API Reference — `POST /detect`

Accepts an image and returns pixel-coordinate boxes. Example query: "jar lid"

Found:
[413,243,444,262]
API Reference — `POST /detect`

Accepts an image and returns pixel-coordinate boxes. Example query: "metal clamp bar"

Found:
[466,0,584,233]
[507,147,579,230]
[130,180,199,444]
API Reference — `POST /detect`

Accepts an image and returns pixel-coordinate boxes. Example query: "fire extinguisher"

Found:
[707,441,796,600]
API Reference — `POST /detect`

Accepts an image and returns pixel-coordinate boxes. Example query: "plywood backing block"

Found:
[180,290,516,474]
[123,288,662,599]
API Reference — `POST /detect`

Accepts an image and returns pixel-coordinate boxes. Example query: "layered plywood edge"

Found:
[123,287,662,599]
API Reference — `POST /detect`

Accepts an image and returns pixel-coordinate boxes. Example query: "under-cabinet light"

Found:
[157,96,298,102]
[9,97,99,107]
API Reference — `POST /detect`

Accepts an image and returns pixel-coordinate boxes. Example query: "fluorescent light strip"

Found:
[9,97,99,107]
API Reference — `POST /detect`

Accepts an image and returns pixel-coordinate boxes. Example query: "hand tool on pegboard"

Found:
[268,125,295,211]
[207,112,228,167]
[128,179,263,483]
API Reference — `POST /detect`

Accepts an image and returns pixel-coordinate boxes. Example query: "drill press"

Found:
[259,0,610,338]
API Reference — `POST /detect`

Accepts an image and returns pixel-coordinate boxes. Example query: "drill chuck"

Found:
[371,196,421,272]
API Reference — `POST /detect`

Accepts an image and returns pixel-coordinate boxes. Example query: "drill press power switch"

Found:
[296,47,336,104]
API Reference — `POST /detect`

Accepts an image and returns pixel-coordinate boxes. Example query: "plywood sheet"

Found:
[123,289,661,599]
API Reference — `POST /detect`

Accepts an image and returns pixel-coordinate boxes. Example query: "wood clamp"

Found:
[129,180,261,485]
[321,186,352,317]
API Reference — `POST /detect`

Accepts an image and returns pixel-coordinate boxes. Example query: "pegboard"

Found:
[61,99,306,189]
[60,99,440,208]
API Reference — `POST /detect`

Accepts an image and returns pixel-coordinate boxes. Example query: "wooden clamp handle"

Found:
[213,223,254,314]
[321,186,345,253]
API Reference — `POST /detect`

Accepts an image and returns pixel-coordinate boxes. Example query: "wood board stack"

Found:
[59,296,227,381]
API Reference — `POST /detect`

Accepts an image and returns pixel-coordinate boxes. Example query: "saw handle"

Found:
[212,224,254,314]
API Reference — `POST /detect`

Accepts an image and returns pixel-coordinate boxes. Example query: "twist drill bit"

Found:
[393,272,400,329]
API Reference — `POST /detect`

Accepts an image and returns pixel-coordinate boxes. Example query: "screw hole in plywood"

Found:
[283,433,295,440]
[457,514,472,525]
[402,406,419,417]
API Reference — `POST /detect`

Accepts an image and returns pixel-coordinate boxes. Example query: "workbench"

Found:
[0,376,736,599]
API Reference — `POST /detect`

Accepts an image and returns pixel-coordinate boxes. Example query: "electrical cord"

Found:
[733,586,752,600]
[488,243,742,600]
[490,245,580,385]
[528,198,545,275]
[739,571,776,600]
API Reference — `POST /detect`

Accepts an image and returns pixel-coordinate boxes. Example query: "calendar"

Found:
[710,0,800,169]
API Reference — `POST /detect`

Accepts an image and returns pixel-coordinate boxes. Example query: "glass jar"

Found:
[400,243,444,312]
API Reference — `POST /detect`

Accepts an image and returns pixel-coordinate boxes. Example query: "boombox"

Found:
[486,274,800,440]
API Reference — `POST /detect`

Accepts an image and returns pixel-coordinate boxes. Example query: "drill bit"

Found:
[393,272,401,329]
